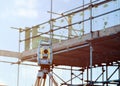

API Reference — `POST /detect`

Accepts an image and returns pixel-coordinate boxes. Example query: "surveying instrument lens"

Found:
[44,49,48,54]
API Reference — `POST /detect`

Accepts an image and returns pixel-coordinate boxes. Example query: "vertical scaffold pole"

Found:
[90,0,93,38]
[50,0,53,86]
[118,64,120,85]
[11,27,21,86]
[90,43,93,85]
[82,70,83,84]
[87,67,89,84]
[102,66,104,86]
[50,0,53,44]
[106,65,108,86]
[82,0,85,35]
[71,66,72,84]
[90,0,93,84]
[17,29,21,86]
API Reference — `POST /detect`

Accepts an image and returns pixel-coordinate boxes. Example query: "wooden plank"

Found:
[0,50,21,58]
[21,25,120,60]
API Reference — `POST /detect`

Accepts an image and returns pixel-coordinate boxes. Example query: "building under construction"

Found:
[0,0,120,86]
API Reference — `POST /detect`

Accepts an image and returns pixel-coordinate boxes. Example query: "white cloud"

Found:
[15,0,38,9]
[63,0,70,3]
[0,8,12,19]
[16,8,39,18]
[0,0,39,19]
[13,0,39,18]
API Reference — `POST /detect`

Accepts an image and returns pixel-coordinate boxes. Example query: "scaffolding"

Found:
[0,0,120,86]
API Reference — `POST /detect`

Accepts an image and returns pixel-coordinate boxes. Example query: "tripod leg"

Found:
[38,77,40,86]
[39,77,42,86]
[34,78,38,86]
[35,77,42,86]
[42,79,46,86]
[43,74,47,86]
[48,73,58,86]
[39,77,41,86]
[35,77,40,86]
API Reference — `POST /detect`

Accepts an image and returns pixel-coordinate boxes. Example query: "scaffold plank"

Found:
[0,50,21,58]
[21,25,120,60]
[1,25,120,67]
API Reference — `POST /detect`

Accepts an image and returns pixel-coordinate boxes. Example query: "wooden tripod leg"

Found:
[43,74,47,86]
[38,77,42,86]
[43,78,46,86]
[38,77,40,86]
[34,80,37,86]
[34,77,42,86]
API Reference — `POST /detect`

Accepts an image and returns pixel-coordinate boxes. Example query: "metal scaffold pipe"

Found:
[90,43,93,85]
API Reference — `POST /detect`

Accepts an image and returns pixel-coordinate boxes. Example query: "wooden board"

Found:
[21,25,120,58]
[1,25,120,67]
[0,50,21,58]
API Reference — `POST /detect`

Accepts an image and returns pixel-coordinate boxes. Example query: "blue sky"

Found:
[0,0,83,86]
[0,0,120,86]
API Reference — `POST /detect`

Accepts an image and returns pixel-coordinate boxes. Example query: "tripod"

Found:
[34,66,58,86]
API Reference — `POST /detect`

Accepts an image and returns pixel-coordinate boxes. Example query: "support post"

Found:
[50,0,53,46]
[82,70,84,84]
[90,0,93,38]
[90,43,93,85]
[102,66,104,86]
[90,0,93,84]
[82,0,85,35]
[106,65,108,86]
[71,66,72,84]
[17,64,20,86]
[87,67,89,84]
[118,63,120,79]
[118,63,120,85]
[17,28,21,86]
